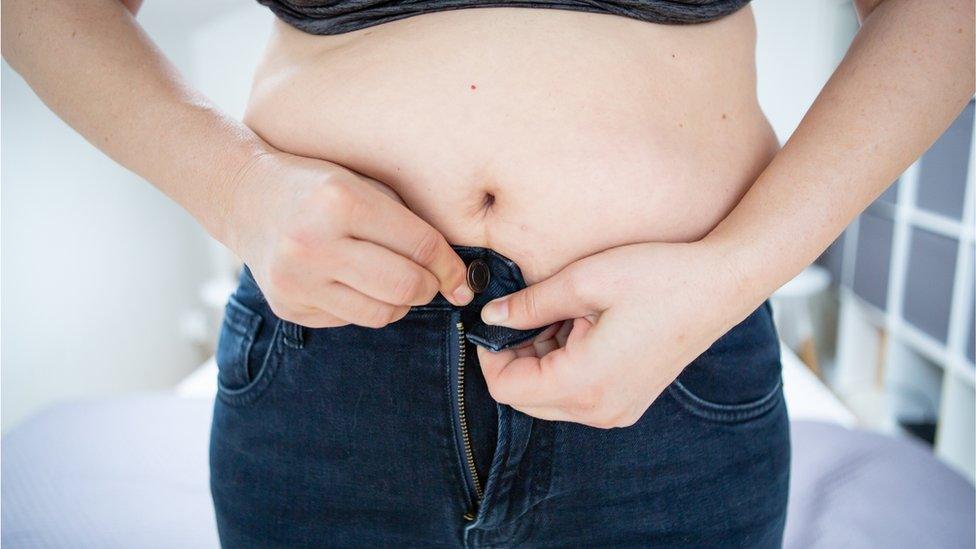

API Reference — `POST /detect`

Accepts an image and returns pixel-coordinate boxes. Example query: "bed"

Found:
[3,348,973,548]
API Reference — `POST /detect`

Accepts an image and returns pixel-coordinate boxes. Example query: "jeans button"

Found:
[466,259,491,293]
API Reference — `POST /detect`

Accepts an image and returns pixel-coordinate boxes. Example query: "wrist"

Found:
[207,142,278,252]
[693,235,768,316]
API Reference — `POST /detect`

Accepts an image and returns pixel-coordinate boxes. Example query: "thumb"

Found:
[481,267,596,330]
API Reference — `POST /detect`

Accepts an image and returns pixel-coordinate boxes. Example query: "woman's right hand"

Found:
[225,151,473,328]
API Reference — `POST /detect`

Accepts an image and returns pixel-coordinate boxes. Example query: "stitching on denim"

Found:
[281,321,304,349]
[667,377,783,422]
[477,409,553,537]
[224,296,261,335]
[491,418,554,540]
[480,407,516,526]
[217,319,283,407]
[466,326,546,353]
[219,297,263,395]
[532,420,555,505]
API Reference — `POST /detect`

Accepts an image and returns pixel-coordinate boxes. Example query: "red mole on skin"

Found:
[470,84,477,90]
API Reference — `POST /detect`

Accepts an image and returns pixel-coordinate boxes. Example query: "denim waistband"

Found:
[240,246,545,353]
[425,246,545,353]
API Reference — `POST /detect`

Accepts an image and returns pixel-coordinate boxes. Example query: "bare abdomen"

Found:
[244,7,779,282]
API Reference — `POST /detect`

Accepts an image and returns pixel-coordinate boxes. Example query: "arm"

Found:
[707,0,975,312]
[474,0,975,428]
[2,0,256,241]
[3,0,473,328]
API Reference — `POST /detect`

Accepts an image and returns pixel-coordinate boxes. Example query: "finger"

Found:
[554,319,573,347]
[480,269,596,330]
[531,336,560,357]
[477,346,572,407]
[348,198,471,306]
[509,404,574,423]
[332,240,439,306]
[511,323,560,352]
[514,344,540,359]
[477,316,597,407]
[286,305,348,328]
[511,404,622,430]
[566,316,594,345]
[311,281,410,328]
[517,324,562,357]
[533,323,561,343]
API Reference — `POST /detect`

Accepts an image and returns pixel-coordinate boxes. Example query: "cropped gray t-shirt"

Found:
[257,0,751,35]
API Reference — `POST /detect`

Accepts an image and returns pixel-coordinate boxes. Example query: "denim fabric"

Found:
[210,246,790,548]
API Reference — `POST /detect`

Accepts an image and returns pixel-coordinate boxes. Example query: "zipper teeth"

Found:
[456,321,483,502]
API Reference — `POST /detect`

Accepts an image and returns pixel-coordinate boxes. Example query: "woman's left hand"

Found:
[476,241,761,428]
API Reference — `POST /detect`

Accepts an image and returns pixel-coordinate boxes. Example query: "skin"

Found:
[477,0,976,427]
[242,7,778,286]
[2,4,774,334]
[2,0,476,330]
[3,0,973,430]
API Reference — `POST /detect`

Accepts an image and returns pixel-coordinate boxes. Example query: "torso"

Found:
[244,7,778,283]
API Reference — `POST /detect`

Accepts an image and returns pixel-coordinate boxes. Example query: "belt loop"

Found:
[281,320,305,349]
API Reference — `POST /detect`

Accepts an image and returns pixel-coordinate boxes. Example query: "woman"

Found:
[3,0,972,546]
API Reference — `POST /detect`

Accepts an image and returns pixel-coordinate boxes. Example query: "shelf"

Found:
[838,289,976,389]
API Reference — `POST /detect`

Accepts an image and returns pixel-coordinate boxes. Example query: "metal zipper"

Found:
[456,321,483,511]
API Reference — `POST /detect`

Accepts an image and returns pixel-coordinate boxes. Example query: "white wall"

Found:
[753,0,859,143]
[1,1,855,431]
[0,1,271,432]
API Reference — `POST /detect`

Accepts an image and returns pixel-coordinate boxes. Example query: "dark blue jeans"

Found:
[210,247,790,548]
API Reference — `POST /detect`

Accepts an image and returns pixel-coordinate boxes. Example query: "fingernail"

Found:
[453,284,474,304]
[481,298,508,324]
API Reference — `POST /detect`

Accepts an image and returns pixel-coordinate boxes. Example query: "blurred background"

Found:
[2,0,974,547]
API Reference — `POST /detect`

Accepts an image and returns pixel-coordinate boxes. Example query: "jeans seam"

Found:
[217,319,284,407]
[667,377,784,422]
[281,320,304,349]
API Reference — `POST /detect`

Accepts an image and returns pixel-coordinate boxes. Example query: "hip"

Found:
[209,247,790,547]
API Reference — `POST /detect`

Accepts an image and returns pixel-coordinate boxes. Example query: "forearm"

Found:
[1,0,271,243]
[704,0,975,310]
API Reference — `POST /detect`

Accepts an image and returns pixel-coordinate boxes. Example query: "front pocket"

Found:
[215,296,283,406]
[667,301,784,423]
[667,376,783,423]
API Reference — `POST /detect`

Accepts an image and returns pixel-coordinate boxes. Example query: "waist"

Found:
[244,7,779,282]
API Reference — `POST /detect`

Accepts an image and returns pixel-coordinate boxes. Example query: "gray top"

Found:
[257,0,751,35]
